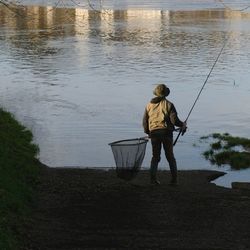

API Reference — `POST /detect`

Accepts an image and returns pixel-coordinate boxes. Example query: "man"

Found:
[143,83,186,185]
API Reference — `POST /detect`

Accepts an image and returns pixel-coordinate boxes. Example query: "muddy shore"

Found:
[22,167,250,250]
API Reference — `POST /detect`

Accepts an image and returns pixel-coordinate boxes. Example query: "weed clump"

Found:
[200,133,250,170]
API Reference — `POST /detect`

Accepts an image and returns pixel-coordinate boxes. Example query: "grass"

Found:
[200,133,250,170]
[0,108,40,249]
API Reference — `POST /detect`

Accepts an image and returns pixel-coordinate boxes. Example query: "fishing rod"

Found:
[173,34,230,146]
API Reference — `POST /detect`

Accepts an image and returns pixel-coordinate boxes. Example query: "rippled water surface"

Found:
[0,1,250,186]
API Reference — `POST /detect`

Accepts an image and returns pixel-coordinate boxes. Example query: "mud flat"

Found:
[23,167,250,250]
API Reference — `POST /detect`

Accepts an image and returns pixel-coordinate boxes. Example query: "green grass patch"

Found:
[200,133,250,170]
[211,141,222,150]
[0,108,40,249]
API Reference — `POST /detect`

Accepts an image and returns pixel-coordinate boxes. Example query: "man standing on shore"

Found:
[143,84,186,185]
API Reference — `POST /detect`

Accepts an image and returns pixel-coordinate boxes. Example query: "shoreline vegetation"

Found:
[0,108,41,250]
[1,107,250,249]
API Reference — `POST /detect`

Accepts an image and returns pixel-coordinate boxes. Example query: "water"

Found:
[0,1,250,187]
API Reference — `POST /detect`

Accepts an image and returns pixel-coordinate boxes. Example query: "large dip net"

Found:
[109,137,148,180]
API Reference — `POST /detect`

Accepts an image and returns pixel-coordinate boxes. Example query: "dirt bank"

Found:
[22,168,250,250]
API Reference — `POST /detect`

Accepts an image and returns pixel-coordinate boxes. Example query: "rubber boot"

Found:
[169,161,178,186]
[150,160,160,185]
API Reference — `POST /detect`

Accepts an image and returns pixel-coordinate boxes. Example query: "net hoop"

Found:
[109,137,148,180]
[109,137,148,147]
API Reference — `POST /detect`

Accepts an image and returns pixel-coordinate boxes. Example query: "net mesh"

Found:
[109,137,148,180]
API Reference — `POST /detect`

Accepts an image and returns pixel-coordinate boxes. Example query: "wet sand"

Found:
[22,167,250,249]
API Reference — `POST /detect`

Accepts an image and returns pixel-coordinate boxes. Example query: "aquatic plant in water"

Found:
[200,133,250,170]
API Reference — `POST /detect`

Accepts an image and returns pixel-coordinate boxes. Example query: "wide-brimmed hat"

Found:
[153,84,170,97]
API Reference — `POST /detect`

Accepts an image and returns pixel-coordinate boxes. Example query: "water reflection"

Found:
[0,5,250,183]
[2,6,249,72]
[2,6,250,33]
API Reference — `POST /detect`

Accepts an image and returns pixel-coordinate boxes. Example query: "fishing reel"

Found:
[181,126,187,136]
[174,126,187,136]
[173,125,187,146]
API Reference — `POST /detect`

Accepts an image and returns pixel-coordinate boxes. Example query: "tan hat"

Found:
[153,84,170,97]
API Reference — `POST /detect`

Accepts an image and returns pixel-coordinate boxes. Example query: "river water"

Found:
[0,1,250,187]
